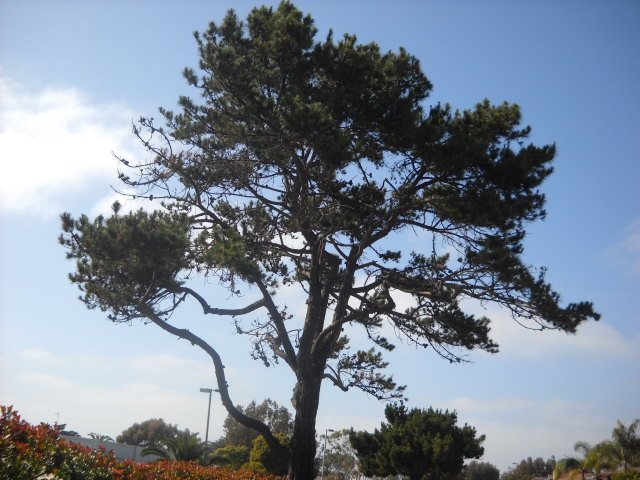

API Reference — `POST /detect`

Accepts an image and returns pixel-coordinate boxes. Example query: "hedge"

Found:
[0,405,281,480]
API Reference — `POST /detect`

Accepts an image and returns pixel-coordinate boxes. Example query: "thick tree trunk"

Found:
[288,374,323,480]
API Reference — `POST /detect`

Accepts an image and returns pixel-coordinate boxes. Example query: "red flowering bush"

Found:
[1,405,281,480]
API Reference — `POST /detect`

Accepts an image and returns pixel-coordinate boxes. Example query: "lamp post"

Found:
[320,428,335,480]
[199,387,218,445]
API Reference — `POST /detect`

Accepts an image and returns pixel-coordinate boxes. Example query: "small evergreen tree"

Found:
[350,404,484,480]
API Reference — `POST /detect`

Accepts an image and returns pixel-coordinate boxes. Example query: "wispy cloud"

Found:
[21,371,76,390]
[465,303,639,360]
[428,395,614,471]
[606,218,640,276]
[19,348,53,360]
[2,348,224,439]
[345,293,637,362]
[127,353,213,381]
[0,75,141,217]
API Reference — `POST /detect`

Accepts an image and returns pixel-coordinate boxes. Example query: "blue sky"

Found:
[1,0,639,471]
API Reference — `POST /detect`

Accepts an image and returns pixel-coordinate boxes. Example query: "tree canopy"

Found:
[141,429,208,462]
[116,418,180,446]
[612,419,640,470]
[502,456,555,480]
[248,433,291,476]
[349,404,485,480]
[318,429,362,480]
[208,445,251,469]
[222,399,293,448]
[464,461,500,480]
[559,418,640,478]
[59,2,599,478]
[88,432,114,443]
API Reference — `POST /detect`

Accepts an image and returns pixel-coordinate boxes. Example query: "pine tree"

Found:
[60,3,599,478]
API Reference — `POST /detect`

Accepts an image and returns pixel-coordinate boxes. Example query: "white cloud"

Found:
[2,348,225,439]
[448,300,638,361]
[343,289,638,363]
[0,75,141,217]
[127,353,213,381]
[476,415,611,471]
[447,397,535,413]
[426,395,612,471]
[21,371,76,390]
[19,347,53,360]
[486,306,639,360]
[606,218,640,276]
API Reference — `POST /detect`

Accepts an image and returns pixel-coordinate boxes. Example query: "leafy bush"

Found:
[249,433,290,476]
[210,445,251,469]
[1,405,281,480]
[613,472,640,480]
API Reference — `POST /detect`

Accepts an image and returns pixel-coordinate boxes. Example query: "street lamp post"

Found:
[199,387,218,445]
[320,428,335,480]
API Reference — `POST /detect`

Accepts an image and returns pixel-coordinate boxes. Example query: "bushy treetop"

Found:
[350,404,485,480]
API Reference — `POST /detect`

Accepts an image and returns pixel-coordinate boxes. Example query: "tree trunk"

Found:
[288,373,323,480]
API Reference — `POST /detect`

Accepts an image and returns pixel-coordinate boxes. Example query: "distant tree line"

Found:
[500,419,640,480]
[113,398,293,474]
[554,419,640,480]
[113,402,639,480]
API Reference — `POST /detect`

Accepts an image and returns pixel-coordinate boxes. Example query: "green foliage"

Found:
[59,206,191,323]
[582,441,620,472]
[250,433,290,476]
[613,471,640,480]
[349,404,484,480]
[59,424,80,437]
[554,457,582,479]
[612,419,640,469]
[59,2,600,478]
[223,399,293,448]
[88,433,115,442]
[463,460,500,480]
[209,445,251,469]
[502,456,555,480]
[141,429,209,462]
[116,418,180,446]
[567,419,640,477]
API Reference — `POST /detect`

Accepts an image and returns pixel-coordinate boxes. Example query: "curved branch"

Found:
[137,303,287,456]
[323,370,348,392]
[177,287,266,316]
[255,278,299,372]
[351,278,383,294]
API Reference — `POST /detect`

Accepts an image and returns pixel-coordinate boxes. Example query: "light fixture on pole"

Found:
[320,428,335,480]
[199,387,218,445]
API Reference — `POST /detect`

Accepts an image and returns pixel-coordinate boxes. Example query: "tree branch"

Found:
[136,303,286,456]
[255,278,299,372]
[177,286,266,316]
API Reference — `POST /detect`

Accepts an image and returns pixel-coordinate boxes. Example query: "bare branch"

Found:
[255,278,299,372]
[177,286,266,316]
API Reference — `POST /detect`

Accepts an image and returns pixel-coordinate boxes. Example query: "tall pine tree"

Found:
[60,3,599,478]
